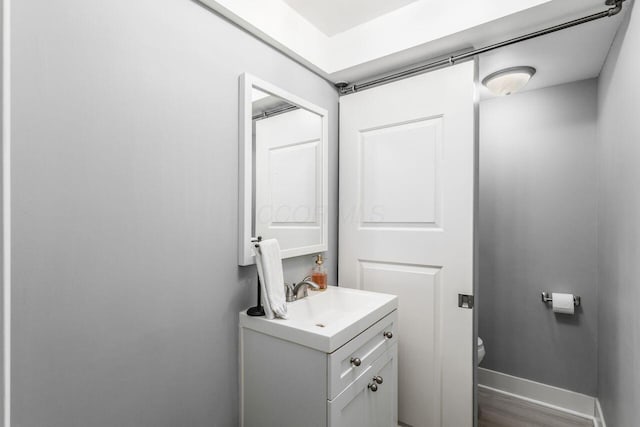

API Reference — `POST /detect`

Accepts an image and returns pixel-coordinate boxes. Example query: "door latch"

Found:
[458,294,474,309]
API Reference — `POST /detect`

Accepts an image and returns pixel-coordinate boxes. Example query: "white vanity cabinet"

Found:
[239,287,398,427]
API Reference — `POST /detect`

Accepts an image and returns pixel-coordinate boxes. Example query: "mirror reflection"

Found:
[250,87,325,259]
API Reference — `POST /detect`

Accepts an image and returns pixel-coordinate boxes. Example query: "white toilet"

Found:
[477,337,486,364]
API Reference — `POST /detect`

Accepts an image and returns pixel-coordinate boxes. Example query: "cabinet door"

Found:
[328,344,397,427]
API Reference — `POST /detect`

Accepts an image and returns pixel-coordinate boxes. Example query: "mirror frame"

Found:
[238,73,329,266]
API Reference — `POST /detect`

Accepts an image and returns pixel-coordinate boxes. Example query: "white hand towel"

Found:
[253,239,288,320]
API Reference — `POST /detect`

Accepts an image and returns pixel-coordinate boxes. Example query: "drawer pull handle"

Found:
[373,376,383,385]
[368,382,378,392]
[383,331,393,339]
[350,357,362,367]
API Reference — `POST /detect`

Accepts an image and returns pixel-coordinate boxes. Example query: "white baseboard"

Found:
[595,398,607,427]
[478,368,597,419]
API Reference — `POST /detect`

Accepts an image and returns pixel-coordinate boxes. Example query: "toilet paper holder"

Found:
[541,292,581,307]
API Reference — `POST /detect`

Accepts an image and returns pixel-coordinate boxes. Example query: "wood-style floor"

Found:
[478,387,594,427]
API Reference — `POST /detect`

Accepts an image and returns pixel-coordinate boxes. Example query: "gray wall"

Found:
[10,0,338,426]
[597,1,640,425]
[479,79,598,395]
[0,1,3,422]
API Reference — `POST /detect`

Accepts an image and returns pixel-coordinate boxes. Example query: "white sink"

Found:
[239,286,398,353]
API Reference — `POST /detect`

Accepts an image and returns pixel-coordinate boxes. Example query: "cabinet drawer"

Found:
[328,343,398,427]
[328,310,397,399]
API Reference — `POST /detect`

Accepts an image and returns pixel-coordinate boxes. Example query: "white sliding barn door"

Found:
[339,62,476,427]
[254,109,323,255]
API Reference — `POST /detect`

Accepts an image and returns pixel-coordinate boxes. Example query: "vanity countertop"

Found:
[239,286,398,353]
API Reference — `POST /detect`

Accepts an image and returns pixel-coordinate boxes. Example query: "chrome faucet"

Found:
[285,276,320,302]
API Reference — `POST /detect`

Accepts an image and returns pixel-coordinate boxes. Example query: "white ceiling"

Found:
[478,7,624,99]
[251,89,293,116]
[198,0,627,91]
[282,0,419,36]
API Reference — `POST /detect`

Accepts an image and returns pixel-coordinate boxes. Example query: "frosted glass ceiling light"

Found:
[482,66,536,96]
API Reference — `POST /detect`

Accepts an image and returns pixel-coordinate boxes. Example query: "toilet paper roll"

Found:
[552,293,575,315]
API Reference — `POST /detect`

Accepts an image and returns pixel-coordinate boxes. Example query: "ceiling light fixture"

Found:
[482,66,536,96]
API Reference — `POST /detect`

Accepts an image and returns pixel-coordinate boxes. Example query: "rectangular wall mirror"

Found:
[238,73,328,266]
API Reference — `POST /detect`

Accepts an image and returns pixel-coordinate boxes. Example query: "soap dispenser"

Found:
[311,254,327,291]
